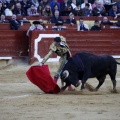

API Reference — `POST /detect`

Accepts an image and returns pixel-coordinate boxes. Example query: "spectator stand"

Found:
[4,16,119,29]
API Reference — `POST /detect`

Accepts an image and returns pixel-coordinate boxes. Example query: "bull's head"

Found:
[61,70,80,87]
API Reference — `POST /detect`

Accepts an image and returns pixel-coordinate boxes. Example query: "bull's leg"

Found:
[61,82,70,92]
[81,72,90,90]
[61,79,73,91]
[109,73,117,93]
[109,64,118,93]
[95,75,106,91]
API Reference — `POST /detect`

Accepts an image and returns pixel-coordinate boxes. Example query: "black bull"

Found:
[60,52,120,92]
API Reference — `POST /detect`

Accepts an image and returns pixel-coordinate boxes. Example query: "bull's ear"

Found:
[61,70,69,80]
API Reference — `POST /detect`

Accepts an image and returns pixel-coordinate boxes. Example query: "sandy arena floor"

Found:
[0,59,120,120]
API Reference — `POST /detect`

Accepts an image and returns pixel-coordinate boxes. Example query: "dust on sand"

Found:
[0,59,120,120]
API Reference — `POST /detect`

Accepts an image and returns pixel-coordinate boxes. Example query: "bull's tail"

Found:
[116,61,120,65]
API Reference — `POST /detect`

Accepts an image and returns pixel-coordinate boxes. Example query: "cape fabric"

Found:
[26,65,60,94]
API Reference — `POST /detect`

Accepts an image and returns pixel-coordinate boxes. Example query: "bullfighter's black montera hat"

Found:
[54,37,61,42]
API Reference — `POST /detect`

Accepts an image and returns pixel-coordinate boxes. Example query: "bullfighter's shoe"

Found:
[68,85,74,91]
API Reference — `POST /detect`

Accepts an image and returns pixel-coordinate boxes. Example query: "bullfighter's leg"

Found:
[95,75,106,91]
[61,79,64,88]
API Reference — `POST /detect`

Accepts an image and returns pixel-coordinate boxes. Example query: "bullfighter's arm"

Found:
[41,42,56,64]
[41,50,53,64]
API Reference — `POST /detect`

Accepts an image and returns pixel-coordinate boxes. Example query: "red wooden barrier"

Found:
[101,24,120,30]
[0,23,30,31]
[0,30,120,64]
[0,30,29,57]
[29,30,120,64]
[66,31,120,55]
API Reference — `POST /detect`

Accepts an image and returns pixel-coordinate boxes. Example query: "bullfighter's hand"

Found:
[39,62,43,66]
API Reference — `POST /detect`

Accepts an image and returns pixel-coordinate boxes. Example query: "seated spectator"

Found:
[14,3,27,16]
[60,0,71,16]
[0,2,4,16]
[71,0,77,12]
[73,4,83,16]
[98,0,104,5]
[26,21,45,36]
[39,0,49,11]
[4,4,15,16]
[52,4,60,15]
[108,5,120,18]
[82,3,93,16]
[104,0,112,5]
[0,14,9,23]
[42,5,53,17]
[92,0,99,9]
[39,19,45,28]
[101,16,114,25]
[50,0,60,12]
[27,4,39,16]
[53,21,65,31]
[65,12,76,26]
[1,0,9,10]
[10,0,20,6]
[81,0,92,10]
[88,0,94,4]
[58,0,63,4]
[71,0,83,16]
[98,0,112,5]
[32,0,39,8]
[77,18,89,31]
[50,10,64,24]
[20,0,32,13]
[9,14,21,30]
[32,21,44,31]
[37,4,43,15]
[90,20,101,31]
[117,1,120,9]
[92,1,106,16]
[103,0,114,13]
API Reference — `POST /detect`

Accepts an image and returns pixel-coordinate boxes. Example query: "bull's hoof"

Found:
[92,89,98,92]
[85,83,95,91]
[112,89,118,93]
[60,89,64,92]
[60,87,66,92]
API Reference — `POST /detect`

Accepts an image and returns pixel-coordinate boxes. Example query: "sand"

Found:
[0,58,120,120]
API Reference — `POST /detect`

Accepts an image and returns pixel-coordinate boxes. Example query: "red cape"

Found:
[26,65,60,94]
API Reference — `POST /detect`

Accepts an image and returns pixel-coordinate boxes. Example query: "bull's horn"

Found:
[62,70,69,79]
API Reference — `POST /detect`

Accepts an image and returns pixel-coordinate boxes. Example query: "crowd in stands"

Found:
[0,0,120,31]
[0,0,120,17]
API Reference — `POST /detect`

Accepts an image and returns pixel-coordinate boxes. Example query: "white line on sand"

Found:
[9,95,30,98]
[2,93,44,100]
[4,94,30,99]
